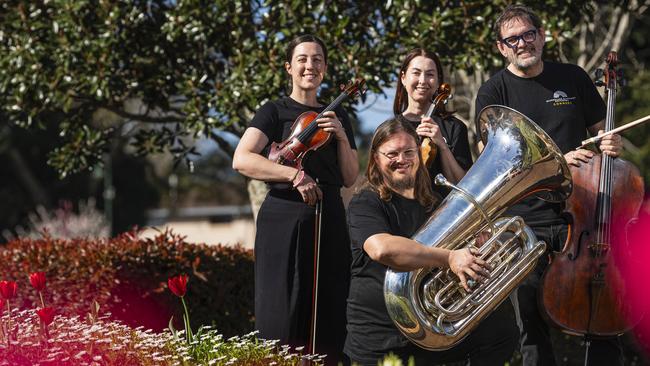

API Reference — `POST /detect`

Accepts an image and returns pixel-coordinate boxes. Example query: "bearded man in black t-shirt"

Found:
[475,5,624,366]
[344,118,519,366]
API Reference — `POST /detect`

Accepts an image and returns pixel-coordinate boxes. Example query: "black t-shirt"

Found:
[396,114,473,197]
[344,189,429,362]
[475,61,605,225]
[250,96,357,187]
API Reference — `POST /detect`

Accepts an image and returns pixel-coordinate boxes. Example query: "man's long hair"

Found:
[364,118,438,210]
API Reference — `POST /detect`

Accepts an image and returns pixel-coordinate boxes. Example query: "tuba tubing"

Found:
[383,105,572,350]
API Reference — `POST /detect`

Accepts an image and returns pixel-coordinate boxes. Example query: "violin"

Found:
[540,51,645,337]
[267,78,366,172]
[421,83,452,168]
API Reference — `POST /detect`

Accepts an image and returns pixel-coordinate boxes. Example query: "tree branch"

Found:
[101,104,186,124]
[209,130,235,158]
[584,6,622,73]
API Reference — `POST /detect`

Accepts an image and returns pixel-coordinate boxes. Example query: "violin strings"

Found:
[296,91,351,144]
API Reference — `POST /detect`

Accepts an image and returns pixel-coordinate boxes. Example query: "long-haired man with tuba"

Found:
[343,118,519,365]
[475,5,624,366]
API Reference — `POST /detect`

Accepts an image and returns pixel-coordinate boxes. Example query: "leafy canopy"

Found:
[0,0,590,177]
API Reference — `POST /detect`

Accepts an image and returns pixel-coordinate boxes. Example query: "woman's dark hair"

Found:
[493,5,543,40]
[393,48,450,117]
[364,118,437,210]
[285,34,328,64]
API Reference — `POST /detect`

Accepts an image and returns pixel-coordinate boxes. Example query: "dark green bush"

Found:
[0,229,254,337]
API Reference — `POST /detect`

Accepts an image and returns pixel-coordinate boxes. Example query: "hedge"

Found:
[0,228,254,337]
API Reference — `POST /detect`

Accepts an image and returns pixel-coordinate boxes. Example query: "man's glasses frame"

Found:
[376,148,419,161]
[500,29,538,49]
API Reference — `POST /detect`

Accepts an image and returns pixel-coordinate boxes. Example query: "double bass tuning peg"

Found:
[594,68,605,87]
[594,68,604,80]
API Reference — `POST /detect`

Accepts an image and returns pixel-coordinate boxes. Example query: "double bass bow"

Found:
[420,83,452,168]
[540,51,645,349]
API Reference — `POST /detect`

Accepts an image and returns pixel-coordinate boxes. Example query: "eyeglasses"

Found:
[500,29,537,49]
[377,148,418,161]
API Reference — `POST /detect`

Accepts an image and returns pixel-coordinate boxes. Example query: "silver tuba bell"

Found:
[383,105,572,350]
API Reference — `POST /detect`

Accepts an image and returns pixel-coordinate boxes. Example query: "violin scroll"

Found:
[432,83,452,114]
[339,78,367,101]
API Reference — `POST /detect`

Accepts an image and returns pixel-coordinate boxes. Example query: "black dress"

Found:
[250,97,356,363]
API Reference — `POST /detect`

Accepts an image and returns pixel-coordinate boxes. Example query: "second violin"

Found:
[420,83,452,168]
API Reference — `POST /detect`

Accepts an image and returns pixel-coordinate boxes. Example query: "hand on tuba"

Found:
[448,248,491,292]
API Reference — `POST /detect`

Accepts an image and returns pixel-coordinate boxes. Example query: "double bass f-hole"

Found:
[420,83,452,168]
[567,230,589,261]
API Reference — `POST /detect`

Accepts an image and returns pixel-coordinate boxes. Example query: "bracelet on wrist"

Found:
[292,170,305,188]
[290,169,301,183]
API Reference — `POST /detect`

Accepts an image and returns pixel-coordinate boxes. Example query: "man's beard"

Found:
[385,171,416,191]
[510,45,540,70]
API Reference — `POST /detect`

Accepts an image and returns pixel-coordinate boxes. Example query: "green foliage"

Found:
[364,352,414,366]
[0,229,254,337]
[617,71,650,187]
[0,0,595,178]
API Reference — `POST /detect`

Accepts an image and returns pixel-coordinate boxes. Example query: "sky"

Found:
[356,87,396,133]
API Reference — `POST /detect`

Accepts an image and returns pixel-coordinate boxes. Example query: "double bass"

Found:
[540,52,645,340]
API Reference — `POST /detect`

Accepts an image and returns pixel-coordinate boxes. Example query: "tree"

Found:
[1,0,600,172]
[3,1,648,214]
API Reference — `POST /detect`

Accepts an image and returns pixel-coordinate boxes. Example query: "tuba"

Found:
[383,105,572,350]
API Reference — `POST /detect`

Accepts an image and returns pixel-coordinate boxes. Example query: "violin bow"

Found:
[307,183,323,357]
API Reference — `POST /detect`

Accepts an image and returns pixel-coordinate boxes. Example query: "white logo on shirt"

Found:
[546,90,576,106]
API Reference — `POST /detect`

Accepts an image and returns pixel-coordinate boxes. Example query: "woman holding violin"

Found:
[392,48,472,197]
[232,34,358,364]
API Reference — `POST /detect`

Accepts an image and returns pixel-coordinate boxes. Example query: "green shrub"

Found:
[0,229,254,337]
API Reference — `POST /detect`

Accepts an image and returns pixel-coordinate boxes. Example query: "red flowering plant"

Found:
[168,274,193,344]
[36,307,55,326]
[0,280,18,344]
[29,271,54,340]
[29,272,47,308]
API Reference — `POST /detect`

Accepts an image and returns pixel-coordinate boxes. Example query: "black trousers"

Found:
[254,187,351,366]
[518,224,624,366]
[350,300,519,366]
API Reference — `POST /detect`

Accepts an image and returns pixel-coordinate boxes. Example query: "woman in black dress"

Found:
[393,48,472,196]
[232,34,358,364]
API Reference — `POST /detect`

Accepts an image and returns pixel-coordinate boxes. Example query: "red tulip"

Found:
[37,307,56,325]
[168,274,188,297]
[0,281,17,300]
[29,272,46,292]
